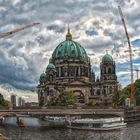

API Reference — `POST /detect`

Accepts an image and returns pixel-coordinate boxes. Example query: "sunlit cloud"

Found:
[0,0,139,93]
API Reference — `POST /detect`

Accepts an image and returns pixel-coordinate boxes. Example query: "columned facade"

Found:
[37,27,118,107]
[37,27,91,106]
[90,53,118,106]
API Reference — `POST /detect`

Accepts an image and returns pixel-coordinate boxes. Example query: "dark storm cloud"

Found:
[0,0,140,90]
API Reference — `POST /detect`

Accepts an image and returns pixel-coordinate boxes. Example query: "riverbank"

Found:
[0,133,8,140]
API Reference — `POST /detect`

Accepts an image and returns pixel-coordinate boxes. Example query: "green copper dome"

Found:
[39,73,47,83]
[52,27,88,61]
[102,54,113,62]
[47,63,55,70]
[52,40,88,61]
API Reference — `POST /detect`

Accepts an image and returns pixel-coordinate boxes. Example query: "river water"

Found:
[0,117,140,140]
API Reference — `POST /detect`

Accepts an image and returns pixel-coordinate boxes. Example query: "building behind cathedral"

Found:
[37,27,118,106]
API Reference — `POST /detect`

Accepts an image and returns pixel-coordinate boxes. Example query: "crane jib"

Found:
[0,22,40,39]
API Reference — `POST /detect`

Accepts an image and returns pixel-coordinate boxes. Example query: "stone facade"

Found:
[90,55,118,106]
[37,28,118,106]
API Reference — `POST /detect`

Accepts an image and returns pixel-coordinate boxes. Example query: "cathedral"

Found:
[37,27,118,106]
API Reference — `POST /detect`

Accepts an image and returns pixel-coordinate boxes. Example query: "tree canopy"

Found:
[118,79,140,106]
[0,93,10,107]
[47,91,78,106]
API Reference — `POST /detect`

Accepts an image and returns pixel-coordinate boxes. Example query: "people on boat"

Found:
[26,112,30,115]
[0,116,5,125]
[16,117,24,127]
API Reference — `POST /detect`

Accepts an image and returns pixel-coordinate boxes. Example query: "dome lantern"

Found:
[66,24,72,40]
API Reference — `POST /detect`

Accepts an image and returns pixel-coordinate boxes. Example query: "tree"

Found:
[134,79,140,105]
[3,100,10,107]
[118,85,130,106]
[0,93,9,107]
[118,79,140,106]
[47,91,78,106]
[0,94,5,106]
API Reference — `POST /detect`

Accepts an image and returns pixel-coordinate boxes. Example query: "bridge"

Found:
[0,108,125,117]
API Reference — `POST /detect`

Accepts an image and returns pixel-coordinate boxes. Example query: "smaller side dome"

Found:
[47,63,55,70]
[40,73,47,83]
[102,54,113,63]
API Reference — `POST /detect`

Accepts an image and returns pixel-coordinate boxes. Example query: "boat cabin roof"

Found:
[72,117,123,124]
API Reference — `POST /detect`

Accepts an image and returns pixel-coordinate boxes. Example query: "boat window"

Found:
[72,123,89,127]
[92,123,102,128]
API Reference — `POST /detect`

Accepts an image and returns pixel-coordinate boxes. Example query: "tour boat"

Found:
[16,114,30,117]
[44,116,67,122]
[66,117,127,131]
[44,116,68,126]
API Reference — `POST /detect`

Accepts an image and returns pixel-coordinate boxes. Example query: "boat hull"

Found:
[67,124,127,131]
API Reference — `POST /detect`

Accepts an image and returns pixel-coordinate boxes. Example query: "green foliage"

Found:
[135,79,140,87]
[3,100,10,107]
[0,94,5,105]
[118,79,140,106]
[134,79,140,105]
[0,93,9,107]
[118,85,130,106]
[47,91,78,106]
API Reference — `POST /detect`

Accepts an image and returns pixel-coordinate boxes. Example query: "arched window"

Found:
[64,67,67,76]
[96,90,100,96]
[108,68,112,74]
[56,68,59,77]
[104,67,106,74]
[103,88,106,96]
[50,75,53,81]
[61,67,64,77]
[69,66,75,77]
[76,92,84,103]
[76,67,79,76]
[80,66,85,76]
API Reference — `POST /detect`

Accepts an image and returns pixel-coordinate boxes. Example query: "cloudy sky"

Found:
[0,0,140,93]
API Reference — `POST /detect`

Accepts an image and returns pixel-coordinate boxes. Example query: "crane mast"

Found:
[0,22,40,39]
[135,69,139,79]
[118,6,134,105]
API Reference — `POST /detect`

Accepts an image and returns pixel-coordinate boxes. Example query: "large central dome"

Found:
[52,27,88,62]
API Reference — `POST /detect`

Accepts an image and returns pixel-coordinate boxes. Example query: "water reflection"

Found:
[0,126,130,140]
[4,116,41,127]
[4,116,65,128]
[0,117,140,140]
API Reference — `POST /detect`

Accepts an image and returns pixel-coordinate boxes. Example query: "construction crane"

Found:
[118,6,135,106]
[132,68,140,79]
[135,69,140,79]
[122,68,140,79]
[0,22,40,39]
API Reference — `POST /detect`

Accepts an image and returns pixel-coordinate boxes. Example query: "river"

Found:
[0,117,140,140]
[0,123,140,140]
